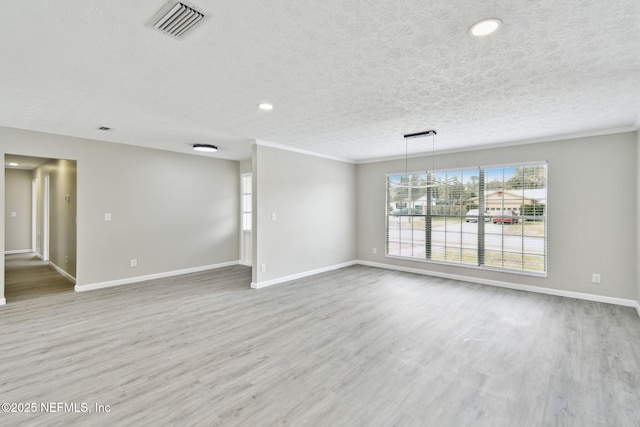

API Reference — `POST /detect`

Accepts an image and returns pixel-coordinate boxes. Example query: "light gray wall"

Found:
[252,144,356,284]
[33,159,77,277]
[0,125,240,298]
[4,168,32,252]
[357,132,637,300]
[239,159,252,174]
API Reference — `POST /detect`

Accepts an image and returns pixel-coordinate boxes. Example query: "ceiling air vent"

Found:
[153,2,205,38]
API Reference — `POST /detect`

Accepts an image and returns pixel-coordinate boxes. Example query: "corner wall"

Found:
[252,144,356,287]
[357,132,637,301]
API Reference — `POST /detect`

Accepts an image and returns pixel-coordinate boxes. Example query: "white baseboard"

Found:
[75,260,240,292]
[356,260,639,309]
[4,249,33,255]
[238,261,252,267]
[49,261,76,284]
[0,297,6,305]
[635,301,640,318]
[251,261,357,289]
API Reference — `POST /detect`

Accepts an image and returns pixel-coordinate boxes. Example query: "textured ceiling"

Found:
[0,0,639,162]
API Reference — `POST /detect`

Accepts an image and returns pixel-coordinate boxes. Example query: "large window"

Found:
[386,163,547,275]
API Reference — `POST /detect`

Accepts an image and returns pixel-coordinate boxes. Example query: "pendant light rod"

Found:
[389,129,455,189]
[403,129,437,140]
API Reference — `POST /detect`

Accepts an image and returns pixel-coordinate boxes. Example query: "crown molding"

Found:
[253,139,355,163]
[355,126,637,164]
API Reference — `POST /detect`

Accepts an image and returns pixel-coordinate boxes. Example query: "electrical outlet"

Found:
[592,273,601,283]
[372,248,377,254]
[131,259,138,268]
[261,264,266,273]
[104,213,112,221]
[271,212,277,221]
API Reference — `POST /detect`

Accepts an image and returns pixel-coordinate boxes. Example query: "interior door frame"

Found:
[31,179,36,252]
[43,174,50,261]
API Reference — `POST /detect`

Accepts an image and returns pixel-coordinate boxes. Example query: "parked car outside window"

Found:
[465,209,490,223]
[391,207,424,215]
[492,210,519,224]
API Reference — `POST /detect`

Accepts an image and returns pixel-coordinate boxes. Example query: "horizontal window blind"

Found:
[385,163,547,275]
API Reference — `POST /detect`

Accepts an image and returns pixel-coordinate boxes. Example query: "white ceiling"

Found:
[1,0,639,163]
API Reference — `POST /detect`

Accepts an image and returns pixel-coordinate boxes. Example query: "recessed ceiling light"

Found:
[470,18,502,37]
[193,144,218,152]
[8,162,19,166]
[258,103,274,111]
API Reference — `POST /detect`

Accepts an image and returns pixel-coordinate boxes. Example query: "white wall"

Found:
[357,132,637,301]
[4,168,32,252]
[252,144,356,286]
[0,125,240,298]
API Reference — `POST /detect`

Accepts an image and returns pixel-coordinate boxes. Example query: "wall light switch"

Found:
[11,212,17,217]
[592,273,601,283]
[271,212,277,221]
[104,213,112,221]
[131,259,138,268]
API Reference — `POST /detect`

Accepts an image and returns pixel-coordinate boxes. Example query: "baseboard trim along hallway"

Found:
[4,249,33,255]
[75,260,239,292]
[50,261,76,284]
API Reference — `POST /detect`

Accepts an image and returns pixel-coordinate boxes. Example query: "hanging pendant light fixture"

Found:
[389,129,457,189]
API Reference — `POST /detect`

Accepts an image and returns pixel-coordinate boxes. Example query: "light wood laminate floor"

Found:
[1,254,639,426]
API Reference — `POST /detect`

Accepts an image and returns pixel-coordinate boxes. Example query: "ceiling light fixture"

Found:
[390,130,457,189]
[470,18,502,37]
[258,103,274,111]
[8,162,19,166]
[193,144,218,152]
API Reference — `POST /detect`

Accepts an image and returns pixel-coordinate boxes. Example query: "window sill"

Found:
[384,254,548,278]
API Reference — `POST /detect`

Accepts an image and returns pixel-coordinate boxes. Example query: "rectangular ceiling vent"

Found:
[153,2,205,38]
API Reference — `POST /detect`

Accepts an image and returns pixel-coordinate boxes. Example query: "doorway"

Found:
[4,155,77,303]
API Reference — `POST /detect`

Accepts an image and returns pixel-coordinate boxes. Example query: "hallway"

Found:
[4,253,74,303]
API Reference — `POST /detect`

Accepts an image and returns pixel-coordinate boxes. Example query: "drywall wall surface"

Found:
[0,126,239,291]
[357,131,637,300]
[253,144,356,284]
[239,159,252,174]
[4,168,32,252]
